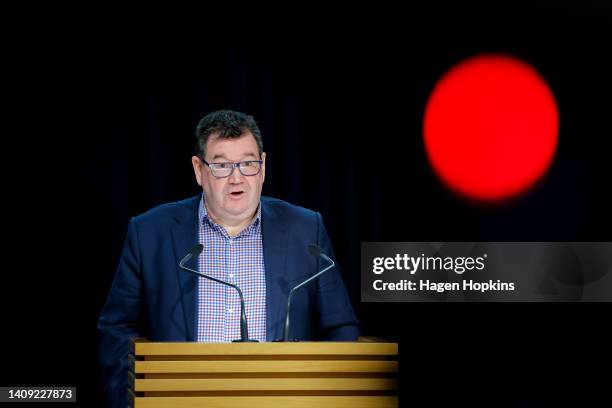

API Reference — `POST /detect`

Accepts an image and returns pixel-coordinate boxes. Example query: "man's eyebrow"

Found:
[211,154,228,161]
[211,152,258,161]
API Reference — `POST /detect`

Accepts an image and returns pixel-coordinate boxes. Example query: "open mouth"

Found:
[229,191,245,198]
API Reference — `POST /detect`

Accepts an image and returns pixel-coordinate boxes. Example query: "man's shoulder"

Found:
[133,195,200,226]
[261,196,319,223]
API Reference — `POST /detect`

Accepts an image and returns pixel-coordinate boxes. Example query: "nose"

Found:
[228,165,245,183]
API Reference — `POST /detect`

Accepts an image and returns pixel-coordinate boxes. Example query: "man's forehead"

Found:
[206,132,259,158]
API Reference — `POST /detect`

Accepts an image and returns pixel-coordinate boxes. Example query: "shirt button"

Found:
[228,274,234,279]
[228,308,233,313]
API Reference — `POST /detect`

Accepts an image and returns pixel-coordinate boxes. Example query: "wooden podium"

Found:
[129,337,398,408]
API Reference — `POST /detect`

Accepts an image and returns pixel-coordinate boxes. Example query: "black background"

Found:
[2,1,611,406]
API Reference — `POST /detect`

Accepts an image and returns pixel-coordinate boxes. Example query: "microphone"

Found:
[179,244,258,343]
[280,244,336,342]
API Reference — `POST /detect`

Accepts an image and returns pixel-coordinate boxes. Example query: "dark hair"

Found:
[194,110,264,158]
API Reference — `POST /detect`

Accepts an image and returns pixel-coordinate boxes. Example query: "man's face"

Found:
[191,132,265,226]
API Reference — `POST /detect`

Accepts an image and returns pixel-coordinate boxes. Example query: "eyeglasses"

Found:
[200,158,263,178]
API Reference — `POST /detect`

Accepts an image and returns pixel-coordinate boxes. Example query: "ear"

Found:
[191,156,204,186]
[261,152,266,184]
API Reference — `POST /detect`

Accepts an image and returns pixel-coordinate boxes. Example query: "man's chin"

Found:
[223,202,255,219]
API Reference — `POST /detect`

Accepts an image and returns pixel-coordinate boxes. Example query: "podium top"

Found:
[132,340,398,357]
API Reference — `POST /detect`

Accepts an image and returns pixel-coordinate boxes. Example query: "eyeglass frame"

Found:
[199,157,264,178]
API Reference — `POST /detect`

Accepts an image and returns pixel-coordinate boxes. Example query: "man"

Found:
[98,110,360,407]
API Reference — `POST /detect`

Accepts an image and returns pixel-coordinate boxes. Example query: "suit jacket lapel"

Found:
[261,199,288,341]
[171,195,200,341]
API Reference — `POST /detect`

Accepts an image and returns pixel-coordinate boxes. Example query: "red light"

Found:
[423,54,559,203]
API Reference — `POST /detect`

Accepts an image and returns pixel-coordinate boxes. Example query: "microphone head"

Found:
[190,244,204,257]
[308,244,322,257]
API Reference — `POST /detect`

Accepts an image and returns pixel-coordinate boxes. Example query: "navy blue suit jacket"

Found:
[97,195,360,408]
